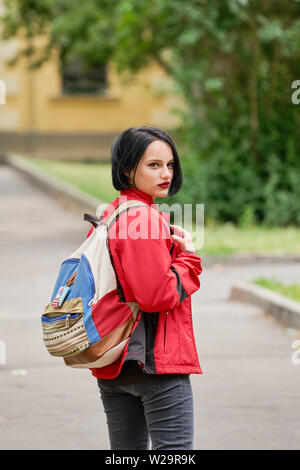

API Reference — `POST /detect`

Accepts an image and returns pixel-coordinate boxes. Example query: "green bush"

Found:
[171,72,300,227]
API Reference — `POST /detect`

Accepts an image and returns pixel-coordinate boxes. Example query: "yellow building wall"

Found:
[27,60,181,133]
[1,40,183,134]
[0,36,22,131]
[0,0,185,157]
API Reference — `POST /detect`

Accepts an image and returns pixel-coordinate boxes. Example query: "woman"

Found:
[91,126,203,450]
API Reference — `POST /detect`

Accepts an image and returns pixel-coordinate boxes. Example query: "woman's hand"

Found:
[170,224,195,253]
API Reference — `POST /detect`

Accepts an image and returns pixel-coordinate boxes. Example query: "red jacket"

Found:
[90,187,203,378]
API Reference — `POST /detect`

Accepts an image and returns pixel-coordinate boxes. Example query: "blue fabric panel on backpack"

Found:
[50,258,79,303]
[71,255,101,345]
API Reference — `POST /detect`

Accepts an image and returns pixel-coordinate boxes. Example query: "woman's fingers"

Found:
[171,233,195,253]
[170,224,192,240]
[171,224,195,253]
[170,224,186,237]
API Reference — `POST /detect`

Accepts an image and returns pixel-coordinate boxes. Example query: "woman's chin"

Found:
[154,188,169,198]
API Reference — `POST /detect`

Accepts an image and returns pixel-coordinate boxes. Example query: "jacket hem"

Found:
[91,363,203,379]
[154,364,203,374]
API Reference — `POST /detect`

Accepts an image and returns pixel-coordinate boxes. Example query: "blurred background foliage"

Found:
[2,0,300,227]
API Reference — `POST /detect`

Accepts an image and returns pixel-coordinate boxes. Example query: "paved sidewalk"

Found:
[0,164,300,450]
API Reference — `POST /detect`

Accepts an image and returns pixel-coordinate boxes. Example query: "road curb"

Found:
[3,153,104,214]
[201,253,300,266]
[230,280,300,329]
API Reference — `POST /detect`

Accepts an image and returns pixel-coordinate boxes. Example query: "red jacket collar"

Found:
[120,187,155,206]
[119,187,170,223]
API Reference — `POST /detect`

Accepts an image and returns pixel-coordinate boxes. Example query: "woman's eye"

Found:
[149,162,174,167]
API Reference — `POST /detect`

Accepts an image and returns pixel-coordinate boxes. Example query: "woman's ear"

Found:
[125,169,133,185]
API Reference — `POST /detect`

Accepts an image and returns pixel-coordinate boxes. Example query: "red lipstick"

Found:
[158,182,170,188]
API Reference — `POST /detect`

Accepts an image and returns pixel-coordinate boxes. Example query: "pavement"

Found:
[0,163,300,450]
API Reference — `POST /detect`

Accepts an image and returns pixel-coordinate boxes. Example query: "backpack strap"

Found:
[101,200,150,304]
[84,200,149,230]
[83,213,102,228]
[103,200,149,230]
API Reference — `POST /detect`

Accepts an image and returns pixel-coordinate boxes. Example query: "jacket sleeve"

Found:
[118,208,202,313]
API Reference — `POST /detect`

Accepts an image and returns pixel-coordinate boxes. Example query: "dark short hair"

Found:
[111,126,183,197]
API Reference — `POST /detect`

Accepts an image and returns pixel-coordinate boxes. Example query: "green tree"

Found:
[2,0,300,225]
[1,0,119,71]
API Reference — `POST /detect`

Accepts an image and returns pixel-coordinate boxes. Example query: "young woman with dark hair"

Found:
[90,126,202,450]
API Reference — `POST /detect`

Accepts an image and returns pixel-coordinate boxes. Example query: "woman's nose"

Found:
[161,166,172,178]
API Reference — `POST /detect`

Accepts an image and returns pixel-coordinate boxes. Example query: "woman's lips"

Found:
[158,182,170,188]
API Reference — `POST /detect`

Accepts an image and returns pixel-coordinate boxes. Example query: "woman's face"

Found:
[126,140,174,200]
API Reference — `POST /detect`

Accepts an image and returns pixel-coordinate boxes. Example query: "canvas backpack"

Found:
[41,199,148,369]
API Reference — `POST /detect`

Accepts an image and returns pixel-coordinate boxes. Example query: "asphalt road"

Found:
[0,164,300,450]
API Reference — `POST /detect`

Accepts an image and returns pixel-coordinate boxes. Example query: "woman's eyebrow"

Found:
[147,158,174,162]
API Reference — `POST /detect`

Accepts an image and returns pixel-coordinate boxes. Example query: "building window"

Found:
[62,58,107,95]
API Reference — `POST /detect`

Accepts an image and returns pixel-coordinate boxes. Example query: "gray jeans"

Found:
[97,374,194,450]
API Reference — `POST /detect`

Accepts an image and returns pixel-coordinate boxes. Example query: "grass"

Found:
[27,157,119,202]
[200,223,300,256]
[253,276,300,303]
[26,157,300,256]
